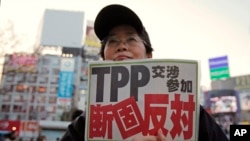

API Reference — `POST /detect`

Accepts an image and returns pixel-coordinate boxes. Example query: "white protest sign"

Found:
[85,59,200,141]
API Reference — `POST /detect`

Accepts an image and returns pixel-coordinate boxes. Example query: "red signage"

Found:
[5,53,37,73]
[20,121,39,132]
[0,120,21,134]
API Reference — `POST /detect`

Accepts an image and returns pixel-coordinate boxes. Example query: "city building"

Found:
[0,8,101,140]
[0,51,99,140]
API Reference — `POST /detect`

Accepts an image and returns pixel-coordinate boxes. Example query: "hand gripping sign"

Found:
[85,59,200,141]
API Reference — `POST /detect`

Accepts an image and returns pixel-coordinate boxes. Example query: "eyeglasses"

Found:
[103,35,146,48]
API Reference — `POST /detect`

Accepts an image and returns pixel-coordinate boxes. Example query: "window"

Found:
[37,95,46,103]
[42,58,50,65]
[17,114,22,120]
[13,95,23,102]
[39,77,48,84]
[3,85,13,92]
[51,59,60,66]
[38,86,47,93]
[1,104,10,112]
[52,68,60,75]
[13,105,22,112]
[49,87,58,94]
[27,75,37,83]
[47,105,56,113]
[39,106,45,112]
[16,84,25,92]
[0,113,9,120]
[16,74,25,83]
[48,96,57,104]
[29,106,34,112]
[40,67,49,74]
[5,75,14,82]
[50,77,59,84]
[29,95,35,102]
[30,86,36,93]
[38,106,47,120]
[2,95,11,102]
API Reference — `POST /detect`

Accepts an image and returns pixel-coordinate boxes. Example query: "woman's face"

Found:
[103,25,152,61]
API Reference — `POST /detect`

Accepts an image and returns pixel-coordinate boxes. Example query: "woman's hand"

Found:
[132,129,167,141]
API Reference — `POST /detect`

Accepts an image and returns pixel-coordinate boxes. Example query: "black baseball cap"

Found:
[94,4,144,41]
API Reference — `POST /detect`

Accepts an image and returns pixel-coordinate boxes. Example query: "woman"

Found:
[61,4,229,141]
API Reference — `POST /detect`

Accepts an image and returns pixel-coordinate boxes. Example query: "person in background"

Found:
[71,109,84,121]
[61,4,229,141]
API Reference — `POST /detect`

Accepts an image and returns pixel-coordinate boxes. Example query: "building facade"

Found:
[0,8,101,139]
[0,53,63,121]
[0,53,88,140]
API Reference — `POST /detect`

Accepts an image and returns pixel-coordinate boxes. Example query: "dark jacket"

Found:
[61,106,229,141]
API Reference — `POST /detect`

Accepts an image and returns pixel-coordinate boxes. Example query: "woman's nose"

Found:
[116,41,128,52]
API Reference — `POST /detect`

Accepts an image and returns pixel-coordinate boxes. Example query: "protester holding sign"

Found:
[61,4,229,141]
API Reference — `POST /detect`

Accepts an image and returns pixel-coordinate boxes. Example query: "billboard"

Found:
[210,96,237,114]
[84,21,101,48]
[4,53,37,73]
[57,57,75,101]
[40,9,84,48]
[84,21,101,58]
[209,55,230,80]
[0,120,39,137]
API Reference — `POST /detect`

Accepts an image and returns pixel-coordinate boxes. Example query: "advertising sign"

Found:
[86,59,200,141]
[58,58,75,101]
[210,96,237,113]
[209,55,230,80]
[238,92,250,111]
[84,21,101,48]
[84,21,101,58]
[5,53,37,73]
[0,120,20,135]
[41,9,84,48]
[235,75,250,90]
[19,121,39,137]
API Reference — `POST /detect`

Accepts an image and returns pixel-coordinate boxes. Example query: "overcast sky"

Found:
[1,0,250,90]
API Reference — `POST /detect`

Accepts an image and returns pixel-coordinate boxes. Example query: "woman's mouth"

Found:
[114,55,131,61]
